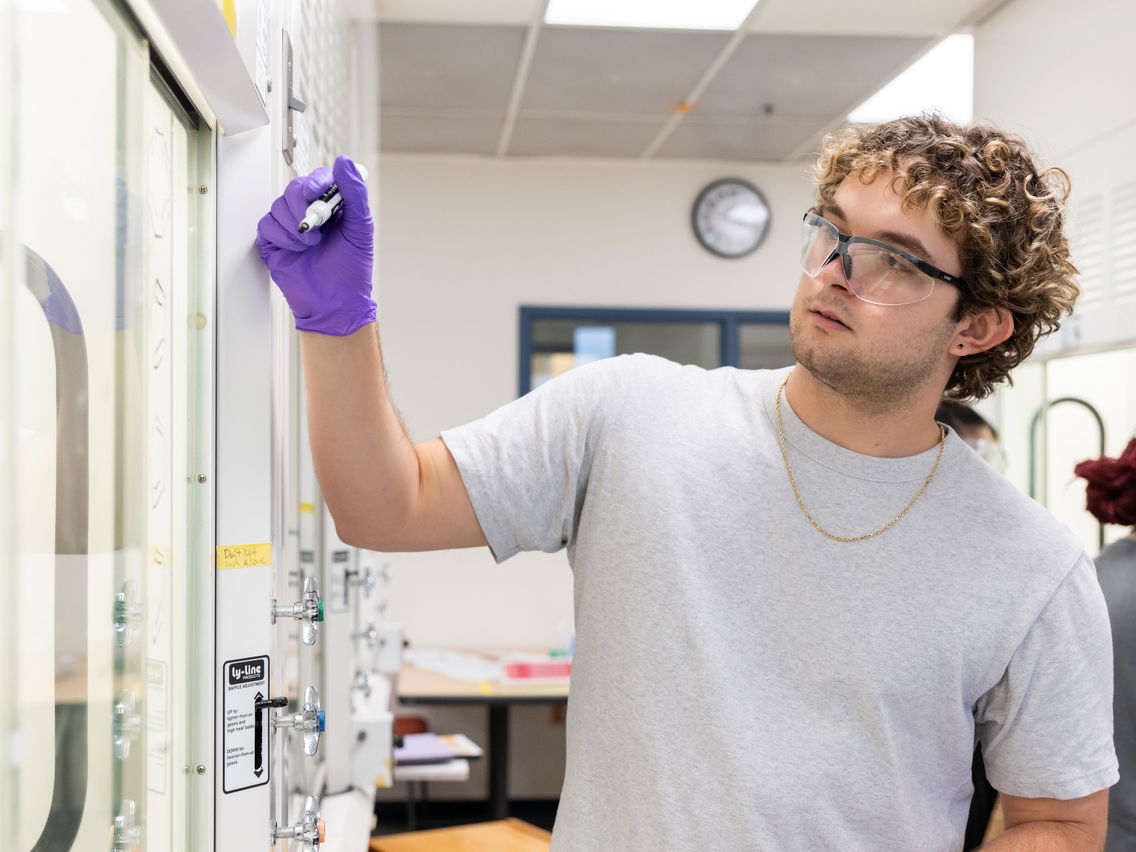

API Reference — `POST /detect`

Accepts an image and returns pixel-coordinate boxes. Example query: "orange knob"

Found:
[317,819,326,843]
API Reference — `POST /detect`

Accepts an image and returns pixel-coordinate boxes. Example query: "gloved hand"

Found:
[255,155,376,336]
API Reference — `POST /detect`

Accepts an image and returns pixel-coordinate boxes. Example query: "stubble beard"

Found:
[789,312,956,409]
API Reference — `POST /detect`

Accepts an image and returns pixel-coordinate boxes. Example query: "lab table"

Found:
[396,650,569,821]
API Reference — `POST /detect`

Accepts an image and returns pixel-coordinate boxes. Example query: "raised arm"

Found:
[256,156,486,553]
[299,326,486,551]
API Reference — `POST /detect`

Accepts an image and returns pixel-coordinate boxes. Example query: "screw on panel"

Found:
[199,186,208,194]
[196,765,207,775]
[198,475,208,484]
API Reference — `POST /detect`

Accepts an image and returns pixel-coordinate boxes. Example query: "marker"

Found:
[297,163,369,233]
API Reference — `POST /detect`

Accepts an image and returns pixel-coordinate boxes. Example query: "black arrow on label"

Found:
[253,692,265,775]
[253,694,287,781]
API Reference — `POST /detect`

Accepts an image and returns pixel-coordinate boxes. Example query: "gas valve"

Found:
[112,799,142,852]
[351,668,374,699]
[272,794,326,850]
[112,580,142,648]
[271,575,324,645]
[346,565,376,596]
[352,623,378,649]
[272,685,325,756]
[113,690,141,760]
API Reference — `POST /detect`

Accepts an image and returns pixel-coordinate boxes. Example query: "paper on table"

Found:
[394,732,455,765]
[403,649,503,682]
[438,733,483,759]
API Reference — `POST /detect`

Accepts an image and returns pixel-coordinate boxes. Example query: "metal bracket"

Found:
[281,30,306,166]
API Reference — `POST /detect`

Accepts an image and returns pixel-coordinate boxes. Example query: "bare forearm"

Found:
[978,821,1103,851]
[300,322,418,546]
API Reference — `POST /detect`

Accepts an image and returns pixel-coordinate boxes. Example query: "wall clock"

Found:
[691,178,771,259]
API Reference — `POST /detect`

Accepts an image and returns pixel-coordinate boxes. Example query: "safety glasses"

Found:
[800,211,967,306]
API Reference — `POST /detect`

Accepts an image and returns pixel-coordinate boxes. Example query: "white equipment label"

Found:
[222,655,270,793]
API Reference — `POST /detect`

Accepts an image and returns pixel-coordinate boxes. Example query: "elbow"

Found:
[334,519,370,550]
[330,502,412,553]
[333,515,389,552]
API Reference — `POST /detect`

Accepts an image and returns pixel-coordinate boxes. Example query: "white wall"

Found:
[372,153,813,799]
[974,0,1136,356]
[376,153,813,651]
[973,0,1136,165]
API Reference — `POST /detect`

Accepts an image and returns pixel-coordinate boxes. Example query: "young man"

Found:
[256,115,1117,851]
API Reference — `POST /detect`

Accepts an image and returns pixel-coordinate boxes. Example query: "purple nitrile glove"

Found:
[255,155,376,336]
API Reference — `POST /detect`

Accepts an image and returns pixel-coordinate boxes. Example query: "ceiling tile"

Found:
[656,117,826,161]
[746,0,1001,36]
[508,116,666,157]
[373,0,541,25]
[695,34,934,118]
[381,113,505,155]
[521,27,731,116]
[380,23,527,111]
[368,0,1000,35]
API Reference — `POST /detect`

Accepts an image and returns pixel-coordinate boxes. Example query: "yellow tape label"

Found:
[299,502,315,515]
[216,543,272,570]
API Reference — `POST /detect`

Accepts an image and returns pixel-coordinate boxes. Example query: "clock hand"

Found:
[725,204,768,225]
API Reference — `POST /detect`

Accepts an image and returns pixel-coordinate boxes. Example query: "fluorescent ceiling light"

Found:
[849,34,973,125]
[545,0,758,31]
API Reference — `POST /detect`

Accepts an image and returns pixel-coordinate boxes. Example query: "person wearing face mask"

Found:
[1076,437,1136,852]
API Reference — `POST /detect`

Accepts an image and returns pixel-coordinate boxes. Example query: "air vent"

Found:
[1070,194,1104,312]
[295,1,352,173]
[1113,179,1136,305]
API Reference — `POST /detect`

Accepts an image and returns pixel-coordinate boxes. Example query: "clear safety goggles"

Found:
[800,211,967,306]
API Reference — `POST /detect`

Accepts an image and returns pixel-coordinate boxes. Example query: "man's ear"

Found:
[951,307,1014,356]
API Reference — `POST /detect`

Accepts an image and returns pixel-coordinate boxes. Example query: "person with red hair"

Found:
[1076,436,1136,852]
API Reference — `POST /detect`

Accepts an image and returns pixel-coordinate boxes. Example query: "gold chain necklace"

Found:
[774,378,946,543]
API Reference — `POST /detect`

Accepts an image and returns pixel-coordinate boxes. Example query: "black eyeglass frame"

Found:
[802,211,968,291]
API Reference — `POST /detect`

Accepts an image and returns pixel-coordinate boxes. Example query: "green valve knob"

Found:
[316,599,325,622]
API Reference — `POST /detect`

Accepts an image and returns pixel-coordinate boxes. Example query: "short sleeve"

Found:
[440,356,621,564]
[975,553,1119,799]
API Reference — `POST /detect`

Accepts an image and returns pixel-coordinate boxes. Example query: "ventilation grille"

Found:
[1070,194,1104,313]
[294,1,352,174]
[1114,179,1136,305]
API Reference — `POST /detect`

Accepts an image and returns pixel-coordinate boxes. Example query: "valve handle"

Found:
[271,576,324,645]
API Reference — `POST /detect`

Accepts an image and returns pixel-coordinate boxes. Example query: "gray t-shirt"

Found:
[1094,536,1136,852]
[441,355,1118,851]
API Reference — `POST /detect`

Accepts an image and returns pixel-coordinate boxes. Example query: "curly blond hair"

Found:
[813,113,1079,400]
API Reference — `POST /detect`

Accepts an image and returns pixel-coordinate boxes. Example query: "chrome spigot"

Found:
[271,576,324,645]
[351,668,374,699]
[273,685,325,756]
[112,799,142,852]
[352,623,378,649]
[113,580,142,648]
[348,565,377,596]
[272,794,325,850]
[113,690,141,760]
